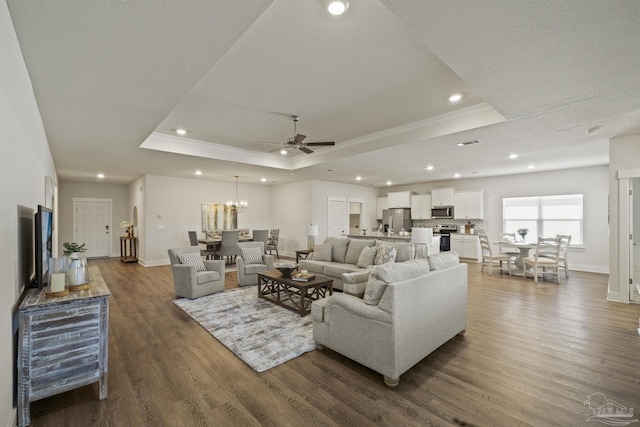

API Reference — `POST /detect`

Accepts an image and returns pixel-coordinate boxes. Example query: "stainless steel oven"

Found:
[436,227,457,252]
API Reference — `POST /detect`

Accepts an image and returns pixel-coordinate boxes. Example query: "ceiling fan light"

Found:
[328,1,348,15]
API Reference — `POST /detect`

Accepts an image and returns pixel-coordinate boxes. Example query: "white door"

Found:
[74,199,111,258]
[327,197,347,238]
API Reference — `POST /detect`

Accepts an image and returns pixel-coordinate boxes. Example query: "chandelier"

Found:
[227,176,248,213]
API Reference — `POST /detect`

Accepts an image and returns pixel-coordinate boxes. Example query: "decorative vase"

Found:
[67,253,88,287]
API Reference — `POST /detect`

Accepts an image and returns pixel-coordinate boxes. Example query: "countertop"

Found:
[343,234,440,241]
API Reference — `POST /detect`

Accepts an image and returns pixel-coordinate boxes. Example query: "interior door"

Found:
[74,199,111,258]
[327,197,347,238]
[631,179,640,302]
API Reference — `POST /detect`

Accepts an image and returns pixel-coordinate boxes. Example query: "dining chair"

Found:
[498,232,520,257]
[266,228,280,259]
[252,229,269,253]
[479,233,513,275]
[556,234,572,278]
[522,237,561,283]
[218,230,241,264]
[188,231,217,260]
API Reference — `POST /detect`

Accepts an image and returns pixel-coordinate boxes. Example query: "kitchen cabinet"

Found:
[454,190,485,219]
[450,234,481,261]
[410,194,431,219]
[376,196,388,219]
[387,191,416,208]
[431,188,455,207]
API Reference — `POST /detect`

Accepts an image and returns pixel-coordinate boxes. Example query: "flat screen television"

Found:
[34,205,53,289]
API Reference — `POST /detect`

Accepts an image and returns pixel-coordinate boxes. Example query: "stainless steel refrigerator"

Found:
[382,208,412,233]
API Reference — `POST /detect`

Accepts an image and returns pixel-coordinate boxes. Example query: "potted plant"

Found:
[63,242,88,286]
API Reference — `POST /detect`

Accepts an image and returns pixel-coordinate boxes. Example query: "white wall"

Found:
[57,181,130,257]
[1,2,57,424]
[311,180,378,243]
[608,135,640,302]
[142,175,274,265]
[382,165,610,273]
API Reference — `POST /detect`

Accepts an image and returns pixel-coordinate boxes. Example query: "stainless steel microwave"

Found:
[431,206,454,218]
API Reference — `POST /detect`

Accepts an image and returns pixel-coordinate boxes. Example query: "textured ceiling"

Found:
[7,0,640,186]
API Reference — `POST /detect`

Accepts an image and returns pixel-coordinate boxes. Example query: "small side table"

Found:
[296,249,313,263]
[120,236,138,263]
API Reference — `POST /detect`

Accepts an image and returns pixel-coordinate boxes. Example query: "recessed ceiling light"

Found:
[449,93,462,102]
[386,181,392,186]
[328,0,349,15]
[356,176,362,181]
[280,149,288,155]
[195,170,202,175]
[528,165,536,169]
[508,153,519,159]
[261,177,266,182]
[426,165,434,171]
[176,128,187,136]
[454,173,461,178]
[456,139,480,147]
[96,173,105,179]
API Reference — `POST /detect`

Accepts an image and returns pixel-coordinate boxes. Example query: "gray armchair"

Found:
[168,247,225,298]
[236,242,274,286]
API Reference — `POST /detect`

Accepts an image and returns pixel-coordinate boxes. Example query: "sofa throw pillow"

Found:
[327,237,350,263]
[356,245,377,268]
[344,239,375,265]
[177,252,206,272]
[363,259,432,306]
[374,243,397,265]
[427,251,460,271]
[241,246,263,265]
[313,243,332,262]
[394,242,415,262]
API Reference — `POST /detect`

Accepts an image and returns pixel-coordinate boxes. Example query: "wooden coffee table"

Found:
[258,270,333,316]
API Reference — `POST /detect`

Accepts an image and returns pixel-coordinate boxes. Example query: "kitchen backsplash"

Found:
[411,219,485,232]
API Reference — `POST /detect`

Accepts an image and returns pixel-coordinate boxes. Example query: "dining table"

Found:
[494,240,538,275]
[198,234,253,252]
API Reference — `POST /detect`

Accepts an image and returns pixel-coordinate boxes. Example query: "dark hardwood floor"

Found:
[27,258,640,426]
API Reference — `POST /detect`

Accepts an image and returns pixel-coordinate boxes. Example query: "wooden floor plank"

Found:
[26,258,640,426]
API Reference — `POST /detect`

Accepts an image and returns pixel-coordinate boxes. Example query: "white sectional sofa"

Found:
[311,253,467,387]
[298,237,416,294]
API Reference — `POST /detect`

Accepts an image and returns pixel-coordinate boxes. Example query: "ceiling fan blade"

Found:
[305,141,335,146]
[294,133,307,143]
[299,146,314,154]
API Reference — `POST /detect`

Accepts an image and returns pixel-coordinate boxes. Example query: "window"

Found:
[502,194,583,245]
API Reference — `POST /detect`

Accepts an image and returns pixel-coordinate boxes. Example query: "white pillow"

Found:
[356,245,377,268]
[241,246,263,265]
[177,252,206,272]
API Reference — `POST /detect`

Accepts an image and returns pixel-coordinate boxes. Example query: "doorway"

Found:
[73,198,112,258]
[632,178,640,303]
[348,199,364,235]
[327,197,347,238]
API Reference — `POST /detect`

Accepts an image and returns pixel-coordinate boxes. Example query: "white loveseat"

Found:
[298,237,416,294]
[311,253,467,387]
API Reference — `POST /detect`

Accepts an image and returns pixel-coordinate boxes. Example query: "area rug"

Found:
[173,286,315,372]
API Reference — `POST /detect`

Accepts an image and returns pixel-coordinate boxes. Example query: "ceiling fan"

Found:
[274,115,335,154]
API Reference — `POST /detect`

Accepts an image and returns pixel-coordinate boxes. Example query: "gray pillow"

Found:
[356,245,377,268]
[329,238,350,263]
[427,252,460,270]
[394,243,415,262]
[374,243,397,265]
[342,270,371,284]
[363,259,431,305]
[344,239,375,264]
[313,243,332,262]
[177,252,206,272]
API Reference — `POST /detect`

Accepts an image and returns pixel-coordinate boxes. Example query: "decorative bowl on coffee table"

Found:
[275,263,298,278]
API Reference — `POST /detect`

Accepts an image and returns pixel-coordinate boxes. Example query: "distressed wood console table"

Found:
[17,266,111,426]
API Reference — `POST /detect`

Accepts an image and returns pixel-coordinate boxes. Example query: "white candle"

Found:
[50,273,66,293]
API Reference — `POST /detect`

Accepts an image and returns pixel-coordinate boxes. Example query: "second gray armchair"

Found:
[236,242,274,286]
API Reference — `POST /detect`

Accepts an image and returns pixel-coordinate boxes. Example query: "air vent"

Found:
[456,139,481,147]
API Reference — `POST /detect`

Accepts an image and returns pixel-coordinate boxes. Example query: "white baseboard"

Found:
[570,264,609,274]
